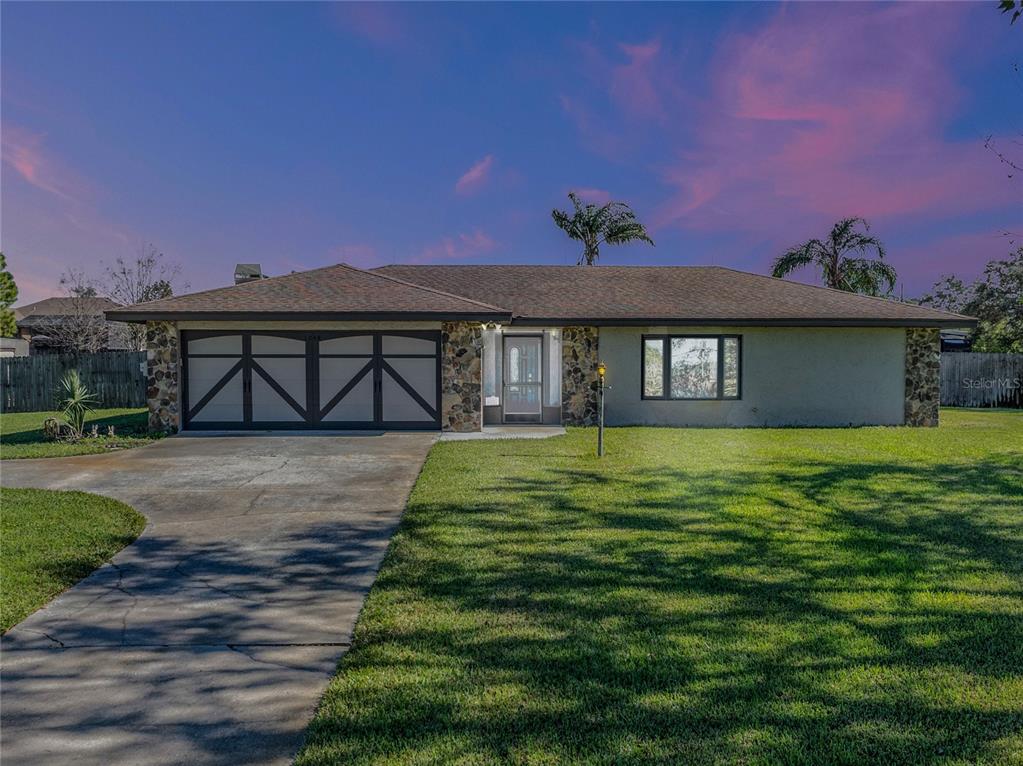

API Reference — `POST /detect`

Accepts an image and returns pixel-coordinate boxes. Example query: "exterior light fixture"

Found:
[597,361,607,379]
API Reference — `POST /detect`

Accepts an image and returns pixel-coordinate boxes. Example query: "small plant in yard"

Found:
[54,370,99,441]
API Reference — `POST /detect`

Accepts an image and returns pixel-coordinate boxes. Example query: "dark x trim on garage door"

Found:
[181,330,442,430]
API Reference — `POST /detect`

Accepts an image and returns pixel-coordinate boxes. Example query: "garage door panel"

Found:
[253,358,306,404]
[383,358,437,407]
[319,357,372,397]
[251,374,306,422]
[190,369,243,423]
[251,335,305,355]
[188,335,242,355]
[381,335,436,355]
[321,373,375,422]
[320,335,373,355]
[381,374,435,422]
[188,356,243,420]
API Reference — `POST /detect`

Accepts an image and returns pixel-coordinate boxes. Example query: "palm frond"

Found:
[842,257,898,296]
[771,240,824,279]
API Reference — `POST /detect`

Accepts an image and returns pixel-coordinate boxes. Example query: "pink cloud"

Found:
[1,124,85,201]
[609,40,665,121]
[455,155,494,196]
[652,4,1013,233]
[331,3,408,47]
[571,187,612,204]
[415,229,497,263]
[897,229,1015,293]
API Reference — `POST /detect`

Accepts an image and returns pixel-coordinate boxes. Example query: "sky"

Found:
[2,1,1020,306]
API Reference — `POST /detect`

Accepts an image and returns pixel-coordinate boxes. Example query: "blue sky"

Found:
[3,1,1020,304]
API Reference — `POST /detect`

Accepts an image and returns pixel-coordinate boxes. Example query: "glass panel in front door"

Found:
[503,337,542,415]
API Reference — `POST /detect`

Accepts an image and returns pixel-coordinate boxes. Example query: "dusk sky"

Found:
[2,1,1020,305]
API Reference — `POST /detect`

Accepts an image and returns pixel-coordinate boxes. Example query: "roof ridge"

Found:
[116,261,352,310]
[374,264,715,269]
[708,265,975,321]
[344,263,511,312]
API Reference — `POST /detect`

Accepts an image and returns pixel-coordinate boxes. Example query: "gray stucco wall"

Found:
[599,326,906,427]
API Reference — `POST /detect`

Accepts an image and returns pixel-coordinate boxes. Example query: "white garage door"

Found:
[182,330,440,430]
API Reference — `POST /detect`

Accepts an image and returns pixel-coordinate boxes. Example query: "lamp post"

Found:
[596,361,607,457]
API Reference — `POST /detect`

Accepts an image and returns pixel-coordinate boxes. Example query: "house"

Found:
[105,263,975,433]
[14,296,129,353]
[0,337,29,357]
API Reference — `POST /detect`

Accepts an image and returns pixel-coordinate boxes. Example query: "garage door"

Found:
[181,330,441,430]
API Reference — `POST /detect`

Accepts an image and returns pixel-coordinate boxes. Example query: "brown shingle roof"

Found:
[374,265,975,327]
[106,263,511,322]
[15,296,121,323]
[107,261,974,327]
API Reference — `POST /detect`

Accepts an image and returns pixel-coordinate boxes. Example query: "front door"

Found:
[503,336,542,423]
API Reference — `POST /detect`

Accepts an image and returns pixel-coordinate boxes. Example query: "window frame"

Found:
[641,333,742,401]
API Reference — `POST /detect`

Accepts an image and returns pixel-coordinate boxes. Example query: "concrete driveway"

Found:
[0,432,436,765]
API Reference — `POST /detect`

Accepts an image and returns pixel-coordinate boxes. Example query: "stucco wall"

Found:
[599,326,906,427]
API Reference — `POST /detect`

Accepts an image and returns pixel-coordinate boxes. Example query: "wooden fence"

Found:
[0,351,147,413]
[941,353,1023,408]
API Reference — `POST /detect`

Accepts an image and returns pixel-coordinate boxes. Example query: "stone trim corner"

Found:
[146,321,180,433]
[441,321,483,432]
[561,326,599,426]
[905,327,940,427]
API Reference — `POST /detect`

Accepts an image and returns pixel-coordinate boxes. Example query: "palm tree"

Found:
[551,192,654,265]
[772,218,897,296]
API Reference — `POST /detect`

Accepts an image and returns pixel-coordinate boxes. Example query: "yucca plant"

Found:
[57,370,98,440]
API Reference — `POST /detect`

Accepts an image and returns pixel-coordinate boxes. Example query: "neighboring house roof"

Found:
[106,263,511,323]
[15,296,122,326]
[374,265,975,327]
[105,262,976,328]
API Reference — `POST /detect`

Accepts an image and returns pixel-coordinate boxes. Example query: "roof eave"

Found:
[507,316,979,329]
[105,310,513,324]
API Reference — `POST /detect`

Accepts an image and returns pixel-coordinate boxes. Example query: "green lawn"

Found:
[298,409,1023,766]
[0,408,156,459]
[1,488,145,632]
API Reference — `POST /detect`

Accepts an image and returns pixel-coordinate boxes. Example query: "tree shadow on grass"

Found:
[300,455,1023,765]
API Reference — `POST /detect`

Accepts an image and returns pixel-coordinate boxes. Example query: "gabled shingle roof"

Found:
[374,265,975,327]
[107,261,974,327]
[106,263,511,322]
[15,297,122,324]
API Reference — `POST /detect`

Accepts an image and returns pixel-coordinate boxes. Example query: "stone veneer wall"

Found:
[441,321,483,432]
[905,327,940,427]
[146,320,180,433]
[561,326,599,426]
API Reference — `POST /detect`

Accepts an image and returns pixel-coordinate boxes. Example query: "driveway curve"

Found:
[1,432,435,766]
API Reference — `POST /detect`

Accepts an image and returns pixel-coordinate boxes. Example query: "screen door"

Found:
[503,336,542,422]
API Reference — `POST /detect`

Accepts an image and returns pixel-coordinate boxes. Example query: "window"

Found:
[482,328,502,406]
[642,335,741,400]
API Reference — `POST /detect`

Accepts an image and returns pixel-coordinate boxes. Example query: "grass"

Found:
[0,407,156,459]
[298,409,1023,766]
[0,488,145,632]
